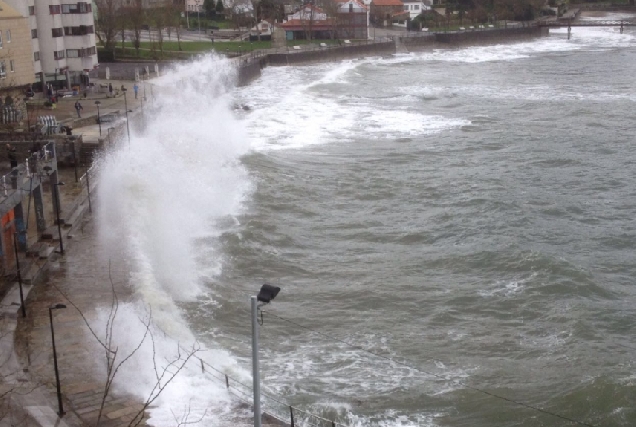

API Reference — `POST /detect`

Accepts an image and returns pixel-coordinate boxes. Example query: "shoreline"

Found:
[4,8,632,427]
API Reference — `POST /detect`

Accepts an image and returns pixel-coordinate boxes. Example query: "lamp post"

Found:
[49,303,67,417]
[12,232,26,318]
[23,97,30,132]
[196,0,201,40]
[94,100,101,136]
[52,180,65,255]
[251,284,280,427]
[122,88,131,147]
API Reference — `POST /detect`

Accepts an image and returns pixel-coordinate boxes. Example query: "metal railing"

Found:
[195,356,349,427]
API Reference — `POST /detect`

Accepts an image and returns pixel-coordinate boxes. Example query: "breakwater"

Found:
[236,27,549,85]
[401,26,548,49]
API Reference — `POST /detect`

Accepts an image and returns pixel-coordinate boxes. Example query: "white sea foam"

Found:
[96,54,254,425]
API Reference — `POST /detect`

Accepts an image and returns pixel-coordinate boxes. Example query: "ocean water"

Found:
[97,16,636,427]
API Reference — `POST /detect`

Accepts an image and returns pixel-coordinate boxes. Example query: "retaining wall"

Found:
[265,41,396,67]
[429,26,548,46]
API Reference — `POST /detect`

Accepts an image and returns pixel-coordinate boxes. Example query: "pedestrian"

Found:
[133,83,139,99]
[6,144,17,169]
[74,100,83,118]
[108,83,113,96]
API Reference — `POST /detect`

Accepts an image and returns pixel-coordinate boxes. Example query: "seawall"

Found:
[402,26,548,49]
[236,27,549,85]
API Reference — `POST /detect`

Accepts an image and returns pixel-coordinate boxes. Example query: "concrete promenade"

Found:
[1,75,287,426]
[0,82,153,427]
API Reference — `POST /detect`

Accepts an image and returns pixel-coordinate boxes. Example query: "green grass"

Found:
[103,40,273,60]
[286,39,341,46]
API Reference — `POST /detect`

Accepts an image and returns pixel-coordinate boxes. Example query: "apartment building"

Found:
[0,1,35,89]
[4,0,97,89]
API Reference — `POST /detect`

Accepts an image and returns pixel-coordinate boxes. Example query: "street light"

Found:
[49,303,67,417]
[12,232,26,318]
[52,180,65,255]
[251,283,280,427]
[94,100,101,136]
[122,88,131,147]
[195,0,201,40]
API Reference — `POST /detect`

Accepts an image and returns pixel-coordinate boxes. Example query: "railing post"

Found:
[289,406,294,427]
[85,170,92,214]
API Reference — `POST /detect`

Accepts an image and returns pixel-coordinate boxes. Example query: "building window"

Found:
[29,6,35,15]
[9,60,14,72]
[52,28,63,37]
[49,5,61,14]
[54,50,65,60]
[62,3,92,14]
[6,30,10,43]
[31,29,38,39]
[0,61,5,78]
[414,4,419,9]
[0,32,3,49]
[64,25,94,35]
[34,51,40,61]
[67,46,97,58]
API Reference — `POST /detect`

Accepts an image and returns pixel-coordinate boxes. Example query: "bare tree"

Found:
[52,265,201,427]
[95,0,121,51]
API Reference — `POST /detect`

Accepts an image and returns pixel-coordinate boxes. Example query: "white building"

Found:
[185,0,204,13]
[402,0,431,19]
[4,0,97,89]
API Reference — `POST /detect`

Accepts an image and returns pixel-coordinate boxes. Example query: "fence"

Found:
[0,106,23,124]
[195,356,349,427]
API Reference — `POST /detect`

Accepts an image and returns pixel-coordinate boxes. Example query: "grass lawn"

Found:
[103,40,273,59]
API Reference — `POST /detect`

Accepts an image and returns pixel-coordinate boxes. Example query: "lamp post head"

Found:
[95,100,101,106]
[257,284,280,304]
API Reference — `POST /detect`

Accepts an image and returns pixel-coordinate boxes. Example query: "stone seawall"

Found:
[402,26,548,49]
[236,41,396,85]
[266,41,396,66]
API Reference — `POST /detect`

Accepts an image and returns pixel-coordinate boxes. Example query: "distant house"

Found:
[401,0,431,20]
[370,0,405,26]
[334,0,368,39]
[249,20,273,41]
[279,5,334,40]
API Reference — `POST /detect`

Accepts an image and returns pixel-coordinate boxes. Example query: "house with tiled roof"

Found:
[279,5,334,40]
[402,0,432,19]
[334,0,369,39]
[370,0,405,26]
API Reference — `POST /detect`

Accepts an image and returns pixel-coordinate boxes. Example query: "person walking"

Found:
[108,83,113,96]
[74,101,83,118]
[133,83,139,99]
[6,144,17,169]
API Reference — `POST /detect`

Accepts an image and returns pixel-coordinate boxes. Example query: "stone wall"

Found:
[431,26,548,46]
[266,41,396,66]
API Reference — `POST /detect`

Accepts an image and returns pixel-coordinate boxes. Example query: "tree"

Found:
[204,0,216,18]
[52,269,201,427]
[216,0,225,16]
[126,0,145,56]
[95,0,120,52]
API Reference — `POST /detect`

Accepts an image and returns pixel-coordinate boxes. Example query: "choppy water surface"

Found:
[99,15,636,427]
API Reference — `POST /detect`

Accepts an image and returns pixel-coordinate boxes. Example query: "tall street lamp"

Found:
[12,232,26,318]
[122,88,131,147]
[52,180,65,255]
[94,100,102,136]
[49,303,67,417]
[196,0,201,40]
[251,284,280,427]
